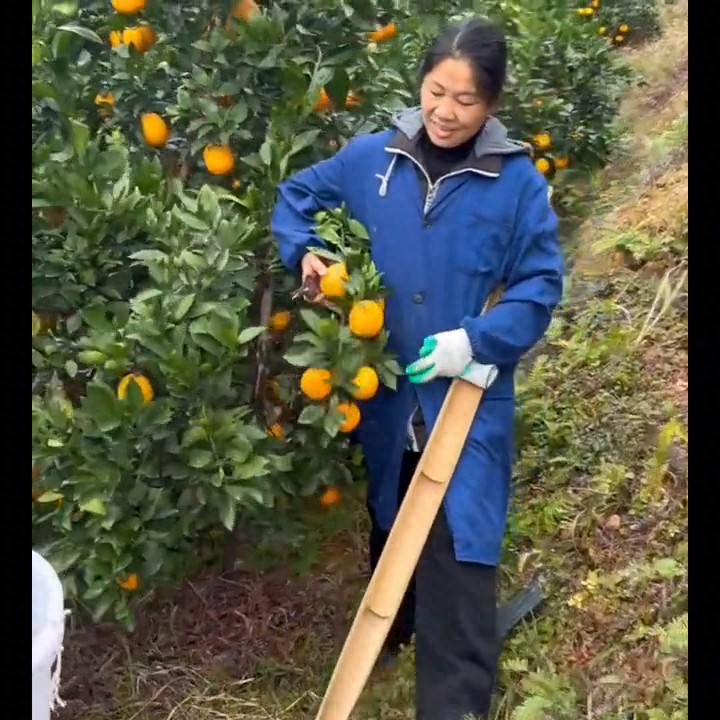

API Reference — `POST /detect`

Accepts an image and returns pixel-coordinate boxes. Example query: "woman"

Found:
[272,16,563,720]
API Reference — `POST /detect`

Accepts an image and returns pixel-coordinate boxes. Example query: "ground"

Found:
[57,3,688,718]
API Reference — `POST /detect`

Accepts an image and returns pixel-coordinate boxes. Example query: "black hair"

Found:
[419,17,507,105]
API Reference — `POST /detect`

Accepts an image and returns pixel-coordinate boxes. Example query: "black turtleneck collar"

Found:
[417,126,482,184]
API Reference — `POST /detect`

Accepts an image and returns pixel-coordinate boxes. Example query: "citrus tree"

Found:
[32,0,406,627]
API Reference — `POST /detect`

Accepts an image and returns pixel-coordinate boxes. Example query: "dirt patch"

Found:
[57,529,368,720]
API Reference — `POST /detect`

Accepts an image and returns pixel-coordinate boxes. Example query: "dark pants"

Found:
[368,451,499,720]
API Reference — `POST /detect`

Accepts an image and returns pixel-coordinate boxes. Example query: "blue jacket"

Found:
[272,108,564,565]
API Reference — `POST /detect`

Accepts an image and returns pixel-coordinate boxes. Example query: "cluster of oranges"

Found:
[576,1,633,46]
[314,23,397,113]
[298,262,385,435]
[531,132,569,180]
[101,2,237,177]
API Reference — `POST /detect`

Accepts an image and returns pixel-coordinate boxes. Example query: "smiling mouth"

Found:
[431,122,456,135]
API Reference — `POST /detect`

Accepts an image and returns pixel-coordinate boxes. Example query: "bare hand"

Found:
[299,252,328,304]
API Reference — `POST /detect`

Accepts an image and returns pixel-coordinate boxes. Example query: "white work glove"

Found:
[405,329,473,384]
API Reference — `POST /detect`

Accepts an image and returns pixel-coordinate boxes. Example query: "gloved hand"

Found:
[405,329,473,384]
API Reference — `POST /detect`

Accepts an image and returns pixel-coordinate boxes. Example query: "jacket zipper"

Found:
[385,147,500,215]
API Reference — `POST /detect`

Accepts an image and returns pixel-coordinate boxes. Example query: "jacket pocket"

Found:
[453,211,512,280]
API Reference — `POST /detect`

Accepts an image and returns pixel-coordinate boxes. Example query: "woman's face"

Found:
[420,57,490,148]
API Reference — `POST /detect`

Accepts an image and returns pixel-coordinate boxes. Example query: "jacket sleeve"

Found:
[461,173,564,366]
[271,144,350,272]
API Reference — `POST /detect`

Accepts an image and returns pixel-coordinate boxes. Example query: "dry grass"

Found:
[574,0,688,277]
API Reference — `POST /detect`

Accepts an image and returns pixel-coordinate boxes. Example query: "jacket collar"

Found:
[386,107,531,177]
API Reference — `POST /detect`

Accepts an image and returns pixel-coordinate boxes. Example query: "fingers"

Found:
[408,365,435,384]
[418,337,437,358]
[302,252,327,279]
[311,254,328,275]
[405,355,434,377]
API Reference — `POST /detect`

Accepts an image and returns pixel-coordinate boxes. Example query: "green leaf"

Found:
[207,313,239,349]
[347,218,370,240]
[384,358,403,375]
[323,411,343,438]
[288,129,322,158]
[259,138,273,166]
[82,306,112,332]
[298,404,326,425]
[299,308,326,334]
[32,82,57,100]
[283,346,323,367]
[84,383,122,432]
[174,294,196,322]
[218,493,237,532]
[80,498,106,516]
[64,359,78,377]
[234,455,269,480]
[57,23,103,44]
[37,491,64,503]
[182,426,208,447]
[237,326,266,344]
[129,249,168,264]
[70,119,90,159]
[133,288,163,304]
[376,364,397,391]
[188,449,214,469]
[91,594,115,624]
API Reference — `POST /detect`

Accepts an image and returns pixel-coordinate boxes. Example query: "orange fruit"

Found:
[345,92,361,109]
[203,145,235,176]
[351,366,379,401]
[300,368,332,401]
[591,0,600,7]
[95,92,115,106]
[231,0,261,21]
[118,574,139,591]
[268,423,285,439]
[555,157,569,170]
[320,487,341,507]
[319,262,349,298]
[109,30,123,48]
[369,23,397,44]
[137,24,156,51]
[122,25,155,53]
[533,98,543,107]
[533,132,552,151]
[348,300,384,339]
[619,24,631,34]
[112,0,146,15]
[337,402,361,433]
[598,26,607,36]
[141,113,170,148]
[315,88,332,113]
[614,35,625,44]
[117,373,154,404]
[269,310,291,332]
[535,157,553,177]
